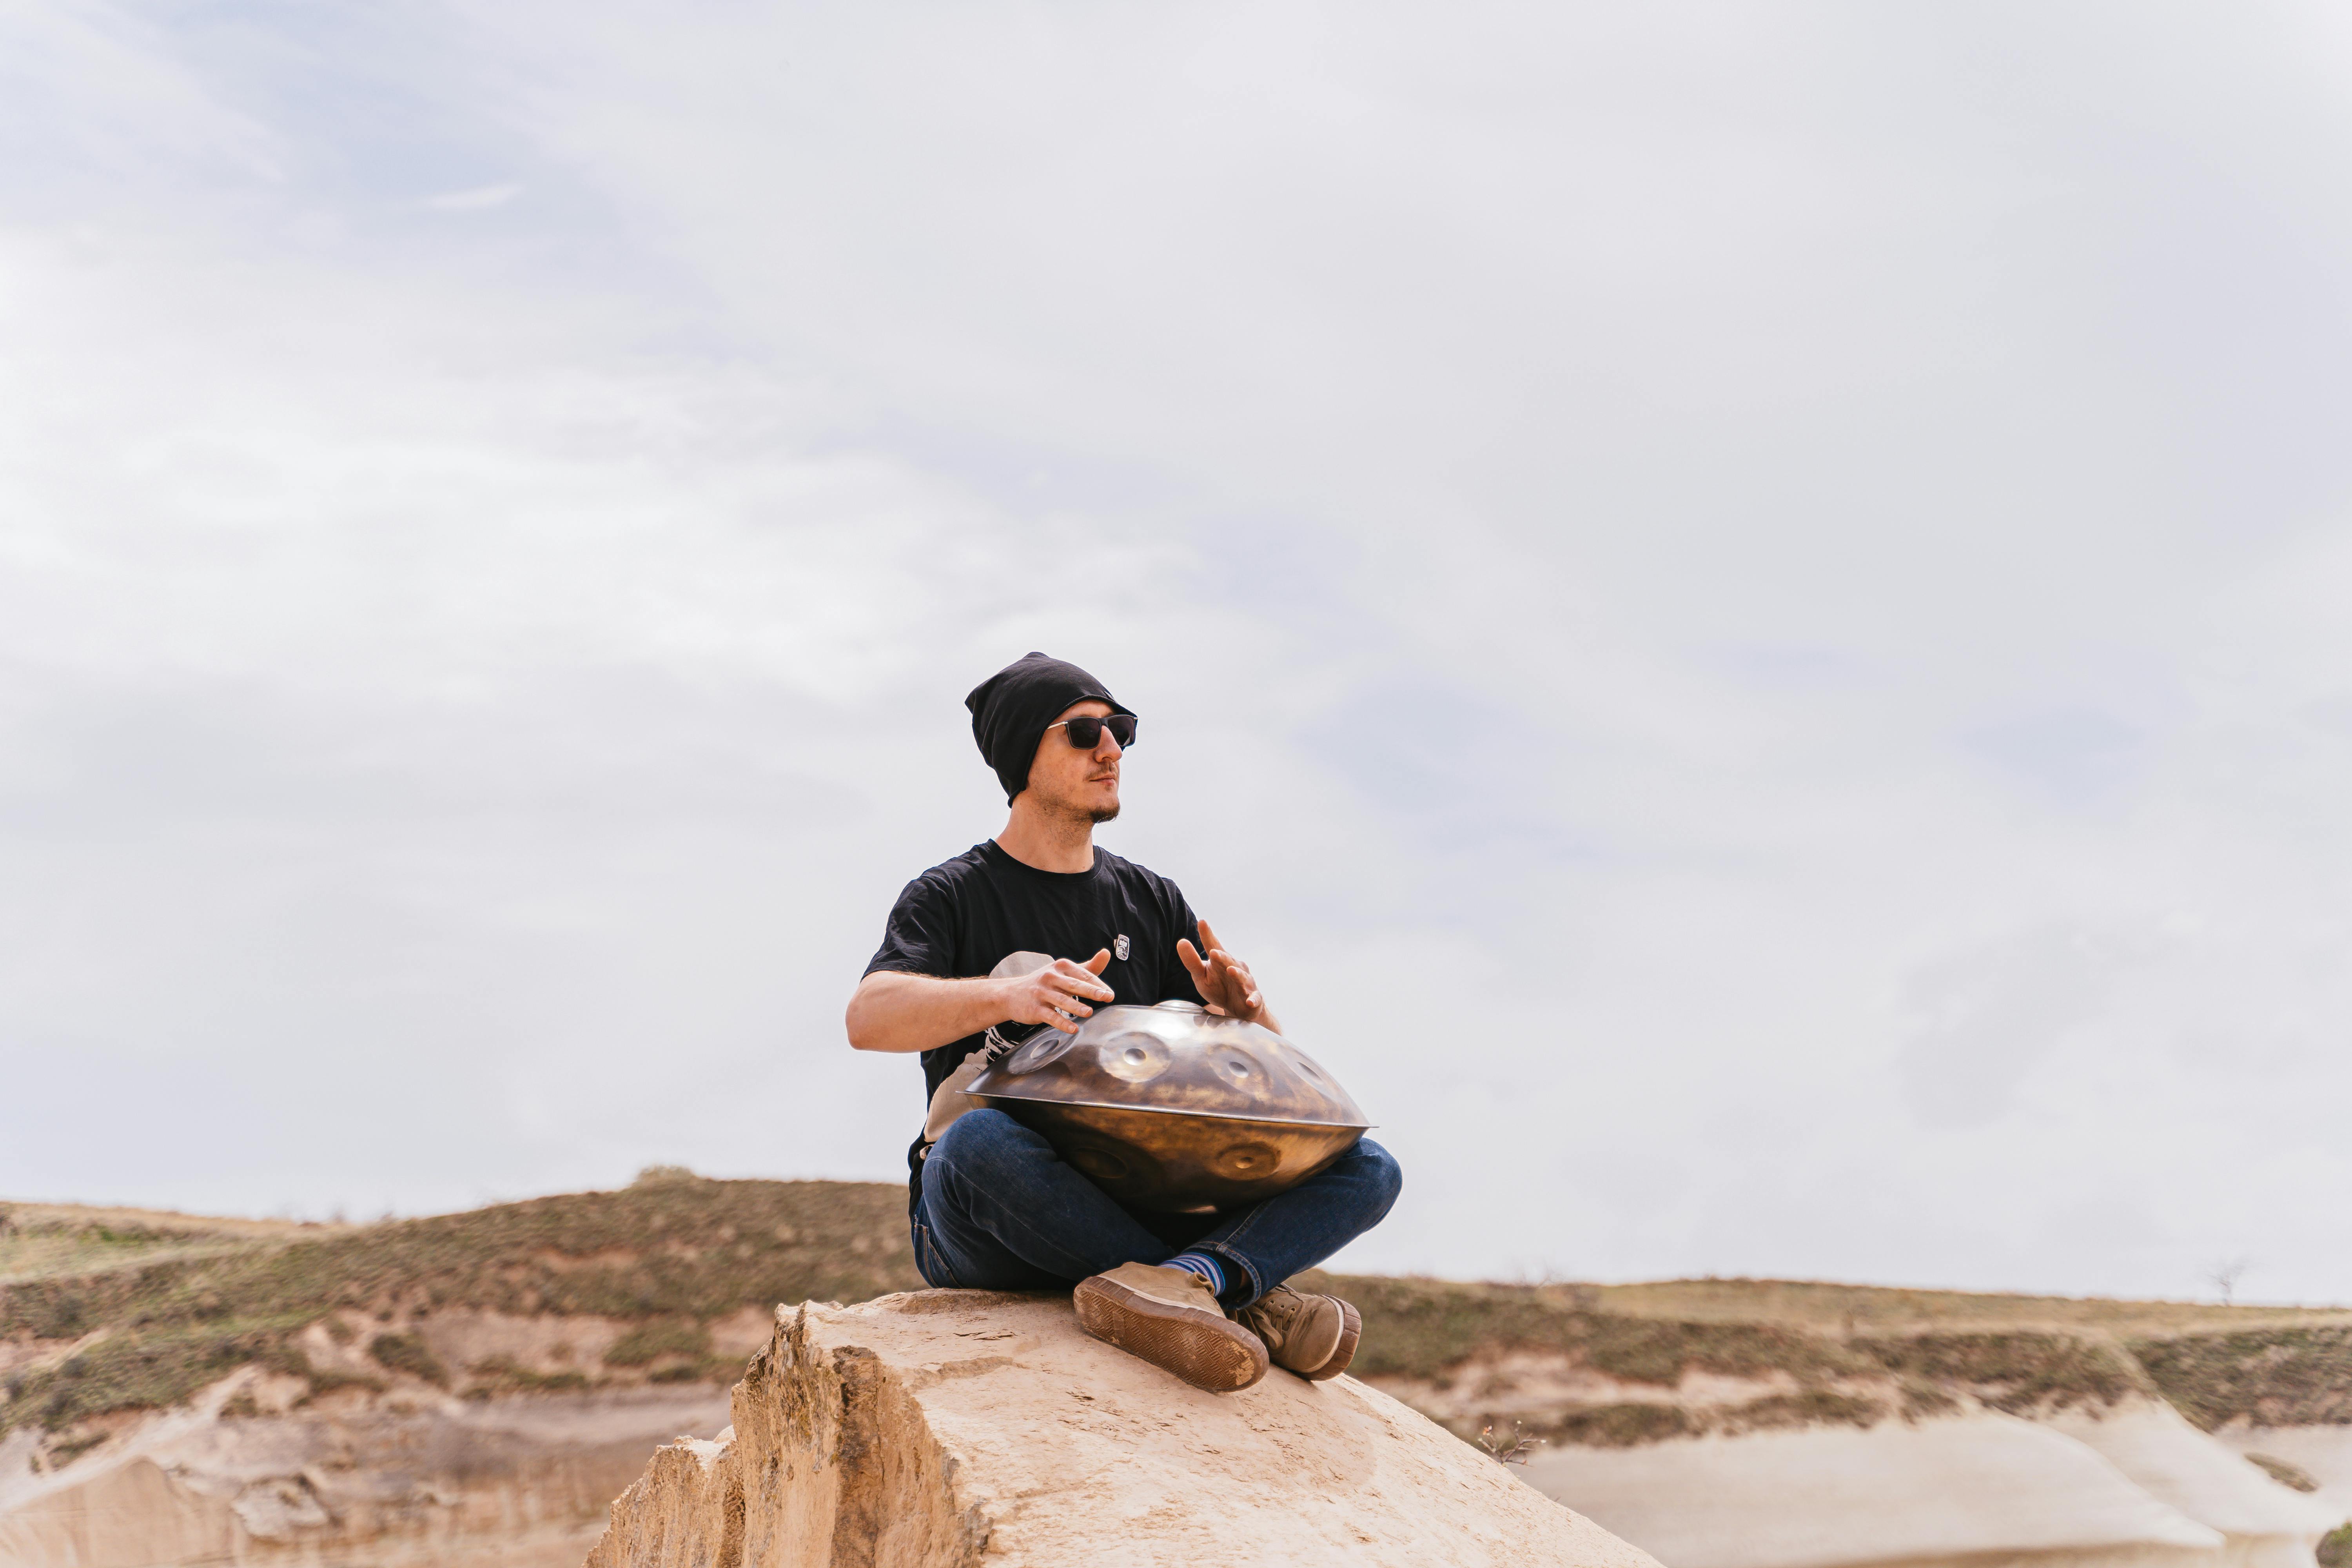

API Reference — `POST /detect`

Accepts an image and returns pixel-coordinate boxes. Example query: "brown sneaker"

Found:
[1073,1262,1270,1393]
[1236,1285,1361,1381]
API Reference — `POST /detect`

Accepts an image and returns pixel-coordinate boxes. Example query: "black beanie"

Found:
[965,652,1135,804]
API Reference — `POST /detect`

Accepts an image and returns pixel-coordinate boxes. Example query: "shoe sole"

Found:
[1073,1276,1270,1393]
[1301,1298,1361,1381]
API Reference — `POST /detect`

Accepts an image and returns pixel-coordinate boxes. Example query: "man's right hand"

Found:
[998,950,1115,1033]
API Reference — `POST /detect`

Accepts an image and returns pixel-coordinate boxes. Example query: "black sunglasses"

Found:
[1047,713,1138,749]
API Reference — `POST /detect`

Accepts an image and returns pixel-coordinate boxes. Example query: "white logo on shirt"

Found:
[1114,933,1131,961]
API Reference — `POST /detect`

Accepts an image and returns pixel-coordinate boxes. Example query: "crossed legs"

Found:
[911,1108,1401,1310]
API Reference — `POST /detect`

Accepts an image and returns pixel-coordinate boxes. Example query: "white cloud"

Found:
[5,0,2352,1303]
[423,183,521,211]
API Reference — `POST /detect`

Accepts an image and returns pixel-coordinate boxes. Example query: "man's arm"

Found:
[1176,917,1283,1034]
[845,951,1117,1054]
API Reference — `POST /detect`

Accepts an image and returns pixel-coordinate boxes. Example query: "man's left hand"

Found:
[1178,918,1278,1030]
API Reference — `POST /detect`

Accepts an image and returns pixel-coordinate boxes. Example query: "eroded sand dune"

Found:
[1521,1400,2337,1568]
[2051,1403,2341,1568]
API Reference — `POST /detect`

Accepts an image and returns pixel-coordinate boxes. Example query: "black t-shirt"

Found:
[864,840,1206,1102]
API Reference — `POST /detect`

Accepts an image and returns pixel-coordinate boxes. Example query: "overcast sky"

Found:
[5,1,2352,1303]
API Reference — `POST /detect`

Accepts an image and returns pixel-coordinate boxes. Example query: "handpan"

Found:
[967,1001,1370,1212]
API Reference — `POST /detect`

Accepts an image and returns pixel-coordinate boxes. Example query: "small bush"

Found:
[604,1321,712,1368]
[2244,1453,2318,1492]
[466,1356,592,1396]
[48,1431,105,1466]
[1717,1390,1883,1435]
[2317,1522,2352,1568]
[1900,1380,1961,1421]
[1541,1402,1697,1447]
[35,1298,87,1339]
[367,1332,449,1388]
[294,1366,385,1403]
[1476,1422,1543,1465]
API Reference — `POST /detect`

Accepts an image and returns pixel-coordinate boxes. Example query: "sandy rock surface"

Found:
[590,1289,1660,1568]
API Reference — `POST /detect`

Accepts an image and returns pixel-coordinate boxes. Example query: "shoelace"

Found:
[978,1019,1049,1063]
[1249,1291,1318,1348]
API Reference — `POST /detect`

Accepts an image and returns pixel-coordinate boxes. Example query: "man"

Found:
[846,652,1402,1394]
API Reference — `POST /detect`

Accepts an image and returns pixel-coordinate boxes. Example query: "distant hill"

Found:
[7,1178,2352,1568]
[1316,1270,2352,1445]
[9,1177,2352,1462]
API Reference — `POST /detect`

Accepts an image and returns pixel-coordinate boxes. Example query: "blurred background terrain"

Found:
[5,1179,2351,1566]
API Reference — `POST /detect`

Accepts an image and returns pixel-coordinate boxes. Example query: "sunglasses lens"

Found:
[1061,715,1138,748]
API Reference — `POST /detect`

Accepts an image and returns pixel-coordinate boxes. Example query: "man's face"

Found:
[1022,698,1123,823]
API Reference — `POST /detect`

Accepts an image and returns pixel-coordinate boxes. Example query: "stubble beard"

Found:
[1040,787,1119,828]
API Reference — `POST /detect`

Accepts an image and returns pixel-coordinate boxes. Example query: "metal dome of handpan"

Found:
[967,1001,1370,1212]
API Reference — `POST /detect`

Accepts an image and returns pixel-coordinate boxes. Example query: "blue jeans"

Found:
[911,1108,1402,1309]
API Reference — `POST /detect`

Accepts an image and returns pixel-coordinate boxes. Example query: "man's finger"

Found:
[1042,992,1093,1021]
[1051,956,1115,999]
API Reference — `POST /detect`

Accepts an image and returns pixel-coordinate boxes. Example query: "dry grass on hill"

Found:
[5,1178,2350,1457]
[0,1203,330,1289]
[0,1175,917,1439]
[1301,1271,2352,1443]
[1594,1276,2352,1338]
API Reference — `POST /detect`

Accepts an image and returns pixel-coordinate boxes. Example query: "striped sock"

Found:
[1165,1252,1225,1296]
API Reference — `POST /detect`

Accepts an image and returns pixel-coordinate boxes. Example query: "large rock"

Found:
[587,1290,1660,1568]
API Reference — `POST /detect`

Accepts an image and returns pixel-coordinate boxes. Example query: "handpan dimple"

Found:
[1207,1050,1266,1092]
[1098,1031,1172,1083]
[1212,1141,1281,1179]
[1005,1031,1075,1074]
